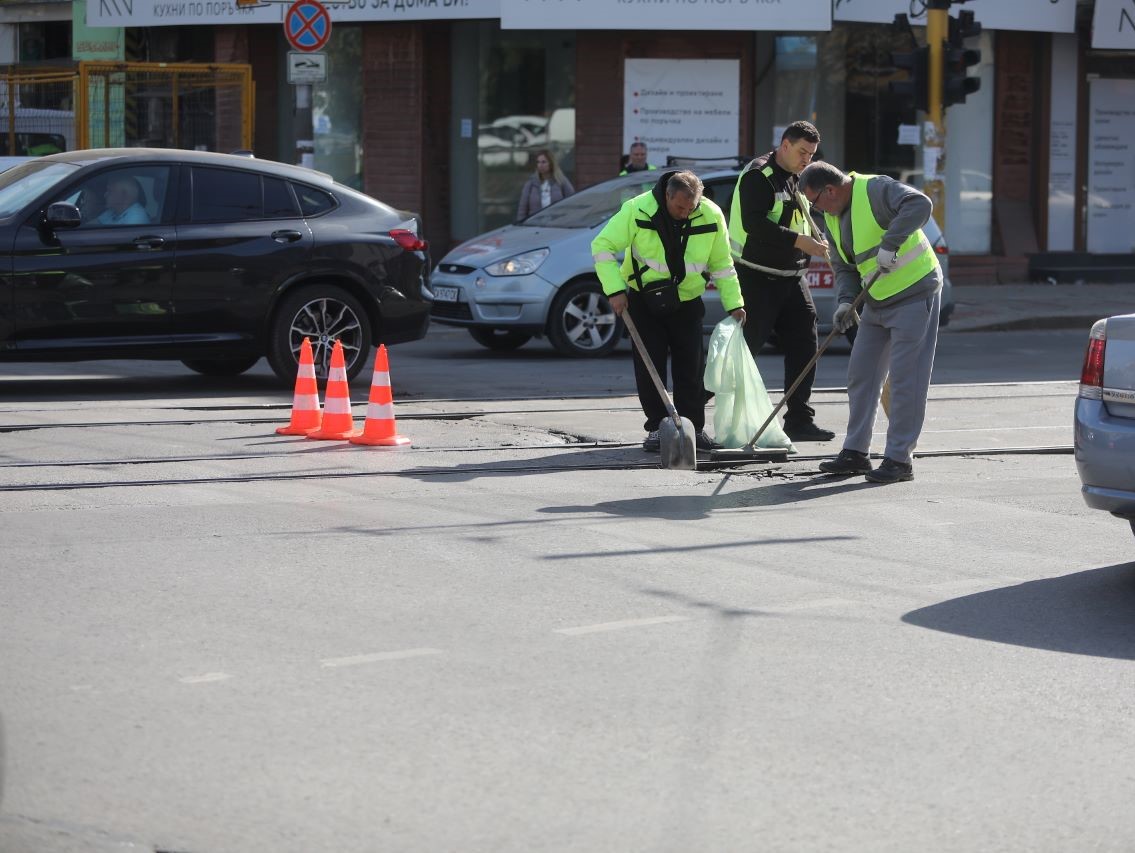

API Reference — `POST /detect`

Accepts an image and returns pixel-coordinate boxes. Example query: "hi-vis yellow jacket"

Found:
[825,172,939,301]
[591,187,743,312]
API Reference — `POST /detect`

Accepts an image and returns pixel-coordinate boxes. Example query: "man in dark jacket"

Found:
[729,120,835,442]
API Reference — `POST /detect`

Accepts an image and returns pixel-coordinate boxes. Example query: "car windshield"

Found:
[522,176,658,228]
[0,160,79,219]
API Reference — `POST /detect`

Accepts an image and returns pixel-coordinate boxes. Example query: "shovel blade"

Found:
[659,416,697,470]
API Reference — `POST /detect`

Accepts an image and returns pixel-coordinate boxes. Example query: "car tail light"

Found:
[934,244,948,256]
[390,229,428,252]
[1078,319,1107,400]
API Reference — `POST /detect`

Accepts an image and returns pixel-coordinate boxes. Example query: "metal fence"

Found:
[0,61,253,156]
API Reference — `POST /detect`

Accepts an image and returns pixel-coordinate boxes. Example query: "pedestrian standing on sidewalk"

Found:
[516,150,574,221]
[592,170,745,452]
[800,161,943,484]
[729,120,836,443]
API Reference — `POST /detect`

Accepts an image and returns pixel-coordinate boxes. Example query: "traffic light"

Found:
[944,9,982,106]
[890,45,930,114]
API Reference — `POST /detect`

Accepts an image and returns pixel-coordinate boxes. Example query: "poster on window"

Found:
[503,0,829,30]
[833,0,1074,31]
[623,59,740,167]
[1087,79,1135,254]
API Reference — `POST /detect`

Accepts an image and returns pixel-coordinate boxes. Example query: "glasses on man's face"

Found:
[805,185,829,212]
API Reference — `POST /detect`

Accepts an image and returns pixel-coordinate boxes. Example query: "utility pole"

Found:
[925,0,948,231]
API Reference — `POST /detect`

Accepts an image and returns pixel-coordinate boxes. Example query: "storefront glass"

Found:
[313,25,363,189]
[476,26,575,232]
[761,24,993,253]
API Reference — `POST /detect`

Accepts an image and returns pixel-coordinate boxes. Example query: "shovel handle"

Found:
[621,308,682,430]
[743,270,879,451]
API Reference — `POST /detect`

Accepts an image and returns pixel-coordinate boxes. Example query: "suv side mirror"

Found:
[45,202,81,229]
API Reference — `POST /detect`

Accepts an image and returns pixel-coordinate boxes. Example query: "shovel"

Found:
[621,310,697,471]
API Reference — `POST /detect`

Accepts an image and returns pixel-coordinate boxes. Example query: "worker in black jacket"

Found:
[728,120,835,442]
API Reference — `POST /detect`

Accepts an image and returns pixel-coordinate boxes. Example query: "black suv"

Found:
[0,149,431,383]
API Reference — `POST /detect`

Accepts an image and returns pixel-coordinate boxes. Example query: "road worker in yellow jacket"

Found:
[800,161,943,484]
[592,169,745,452]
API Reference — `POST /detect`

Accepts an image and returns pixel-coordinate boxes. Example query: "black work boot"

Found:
[865,457,913,484]
[818,449,872,475]
[642,430,660,453]
[785,421,836,442]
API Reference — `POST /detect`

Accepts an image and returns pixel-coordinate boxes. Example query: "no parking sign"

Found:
[285,0,331,53]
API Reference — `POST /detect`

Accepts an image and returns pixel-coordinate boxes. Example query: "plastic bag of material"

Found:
[704,317,796,452]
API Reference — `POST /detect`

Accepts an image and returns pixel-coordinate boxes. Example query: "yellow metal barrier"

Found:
[0,61,253,155]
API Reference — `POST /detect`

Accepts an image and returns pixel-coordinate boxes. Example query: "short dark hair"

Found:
[799,161,846,195]
[782,120,820,145]
[666,170,703,206]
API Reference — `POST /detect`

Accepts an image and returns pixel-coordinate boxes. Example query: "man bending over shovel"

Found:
[592,170,746,453]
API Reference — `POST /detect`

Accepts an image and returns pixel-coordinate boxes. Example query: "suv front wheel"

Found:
[546,279,621,358]
[268,285,372,384]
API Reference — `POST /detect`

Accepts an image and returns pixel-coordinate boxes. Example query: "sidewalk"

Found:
[946,280,1135,333]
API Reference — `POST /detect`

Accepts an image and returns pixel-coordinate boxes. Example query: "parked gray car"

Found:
[1075,314,1135,537]
[430,167,953,356]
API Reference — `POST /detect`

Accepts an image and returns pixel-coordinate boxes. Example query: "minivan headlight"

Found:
[485,248,549,276]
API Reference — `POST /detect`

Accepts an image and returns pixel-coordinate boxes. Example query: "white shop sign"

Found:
[623,59,739,166]
[833,0,1074,32]
[87,0,499,27]
[1091,0,1135,50]
[503,0,829,31]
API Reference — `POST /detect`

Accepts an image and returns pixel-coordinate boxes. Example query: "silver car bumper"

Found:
[1074,397,1135,518]
[429,269,555,333]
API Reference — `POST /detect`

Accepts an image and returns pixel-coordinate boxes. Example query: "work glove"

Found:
[833,302,859,334]
[876,247,900,273]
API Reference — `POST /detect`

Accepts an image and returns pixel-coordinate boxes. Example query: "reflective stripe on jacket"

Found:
[728,160,814,268]
[591,189,743,312]
[824,172,939,301]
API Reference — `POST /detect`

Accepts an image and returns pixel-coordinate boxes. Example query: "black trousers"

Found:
[627,287,706,432]
[738,265,820,427]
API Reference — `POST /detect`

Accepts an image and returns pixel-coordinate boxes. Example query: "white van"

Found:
[0,108,75,155]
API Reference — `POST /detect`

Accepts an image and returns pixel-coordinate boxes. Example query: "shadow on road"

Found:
[0,370,284,403]
[540,474,876,520]
[903,562,1135,659]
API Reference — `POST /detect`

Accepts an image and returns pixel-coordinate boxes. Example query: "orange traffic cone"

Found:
[276,337,322,435]
[306,340,361,440]
[351,345,412,448]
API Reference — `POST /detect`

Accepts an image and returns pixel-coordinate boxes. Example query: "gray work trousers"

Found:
[843,289,940,464]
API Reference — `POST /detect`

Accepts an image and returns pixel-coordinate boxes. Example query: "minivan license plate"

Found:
[433,285,460,302]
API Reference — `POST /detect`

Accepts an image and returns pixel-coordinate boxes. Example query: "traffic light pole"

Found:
[925,0,949,231]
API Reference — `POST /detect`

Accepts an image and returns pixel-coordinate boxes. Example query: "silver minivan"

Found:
[430,167,953,356]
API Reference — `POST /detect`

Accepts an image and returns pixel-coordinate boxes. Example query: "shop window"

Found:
[477,28,575,232]
[313,26,363,190]
[18,21,73,111]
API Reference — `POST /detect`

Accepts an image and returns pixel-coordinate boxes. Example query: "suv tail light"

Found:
[390,229,428,252]
[1079,319,1107,400]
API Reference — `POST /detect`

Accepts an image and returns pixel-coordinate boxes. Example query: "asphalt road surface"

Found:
[2,325,1131,853]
